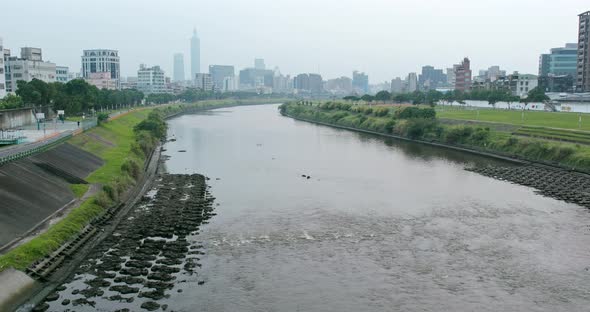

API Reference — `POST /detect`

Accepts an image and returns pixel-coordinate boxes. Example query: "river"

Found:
[46,104,590,311]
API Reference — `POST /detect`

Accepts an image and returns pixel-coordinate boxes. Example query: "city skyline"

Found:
[0,0,587,82]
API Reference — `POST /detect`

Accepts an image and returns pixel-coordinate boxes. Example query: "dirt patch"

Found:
[86,133,116,147]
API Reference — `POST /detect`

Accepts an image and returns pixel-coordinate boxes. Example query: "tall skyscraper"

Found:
[190,28,200,81]
[173,53,185,82]
[577,11,590,92]
[81,49,120,89]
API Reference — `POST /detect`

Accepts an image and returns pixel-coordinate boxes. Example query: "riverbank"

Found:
[0,99,282,311]
[279,102,590,173]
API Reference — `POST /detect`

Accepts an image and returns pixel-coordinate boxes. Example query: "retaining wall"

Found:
[0,108,34,129]
[0,143,103,248]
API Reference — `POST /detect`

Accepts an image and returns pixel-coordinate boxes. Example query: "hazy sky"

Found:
[1,0,587,82]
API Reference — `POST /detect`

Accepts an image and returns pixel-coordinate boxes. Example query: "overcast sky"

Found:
[1,0,587,82]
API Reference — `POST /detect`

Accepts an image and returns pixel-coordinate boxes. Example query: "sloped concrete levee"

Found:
[0,143,103,248]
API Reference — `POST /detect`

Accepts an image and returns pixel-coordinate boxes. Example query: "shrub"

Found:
[97,113,109,125]
[395,106,436,119]
[121,158,141,180]
[373,107,390,117]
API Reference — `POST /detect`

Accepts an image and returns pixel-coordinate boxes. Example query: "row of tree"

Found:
[342,87,550,108]
[2,79,144,114]
[0,78,289,114]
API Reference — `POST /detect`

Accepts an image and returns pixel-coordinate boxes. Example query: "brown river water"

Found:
[42,104,590,311]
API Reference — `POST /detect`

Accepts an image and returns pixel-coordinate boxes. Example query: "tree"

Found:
[425,90,443,106]
[526,87,550,103]
[505,95,519,110]
[487,92,502,109]
[343,95,360,102]
[374,90,391,103]
[0,94,24,109]
[360,94,374,103]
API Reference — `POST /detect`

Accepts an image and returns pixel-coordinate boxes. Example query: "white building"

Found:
[407,72,418,92]
[513,73,538,97]
[137,64,167,94]
[0,38,6,98]
[81,49,120,89]
[4,47,56,93]
[195,73,213,91]
[56,66,71,83]
[222,76,238,92]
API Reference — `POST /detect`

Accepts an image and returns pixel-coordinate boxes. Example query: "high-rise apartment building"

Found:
[239,68,273,89]
[208,65,234,90]
[352,71,369,94]
[137,64,167,94]
[406,73,418,92]
[195,73,213,91]
[453,57,472,91]
[390,77,403,93]
[81,49,120,89]
[577,11,590,92]
[255,58,265,70]
[418,66,446,90]
[0,38,6,98]
[173,53,185,82]
[190,29,200,81]
[539,43,578,77]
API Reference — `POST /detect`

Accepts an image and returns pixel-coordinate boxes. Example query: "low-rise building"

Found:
[4,47,56,92]
[87,72,117,90]
[137,64,167,94]
[56,66,71,83]
[472,72,538,97]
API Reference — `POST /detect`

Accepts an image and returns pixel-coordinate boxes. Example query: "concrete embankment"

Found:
[0,143,103,249]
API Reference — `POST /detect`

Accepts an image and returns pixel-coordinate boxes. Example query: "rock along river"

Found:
[44,104,590,312]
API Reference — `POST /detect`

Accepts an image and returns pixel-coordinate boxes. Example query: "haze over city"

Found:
[1,0,588,81]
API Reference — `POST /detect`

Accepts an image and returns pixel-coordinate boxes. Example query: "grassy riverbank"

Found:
[438,107,590,131]
[280,102,590,171]
[0,99,283,273]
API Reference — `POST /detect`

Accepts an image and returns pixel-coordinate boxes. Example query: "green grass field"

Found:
[437,107,590,131]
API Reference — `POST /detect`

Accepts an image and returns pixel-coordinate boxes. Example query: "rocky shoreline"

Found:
[467,164,590,209]
[33,173,216,311]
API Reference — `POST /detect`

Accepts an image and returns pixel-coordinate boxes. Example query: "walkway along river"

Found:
[39,104,590,311]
